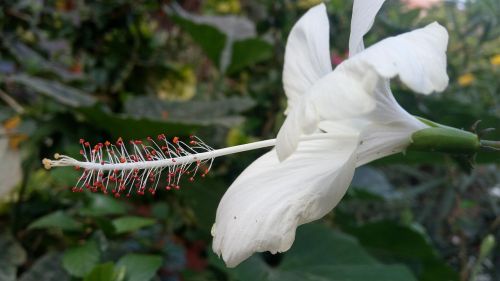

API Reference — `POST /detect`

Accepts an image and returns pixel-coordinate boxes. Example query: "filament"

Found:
[42,133,349,197]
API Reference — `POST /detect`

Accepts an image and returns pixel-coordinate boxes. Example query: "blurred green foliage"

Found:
[0,0,499,280]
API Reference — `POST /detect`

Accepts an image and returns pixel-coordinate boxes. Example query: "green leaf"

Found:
[0,233,26,266]
[8,74,96,107]
[346,221,459,281]
[83,262,124,281]
[2,34,81,81]
[117,254,162,281]
[124,96,255,128]
[212,223,418,281]
[77,105,201,140]
[80,194,128,216]
[62,241,100,277]
[227,38,273,74]
[28,211,83,231]
[112,216,156,234]
[181,178,233,232]
[19,252,70,281]
[171,14,226,68]
[0,265,15,281]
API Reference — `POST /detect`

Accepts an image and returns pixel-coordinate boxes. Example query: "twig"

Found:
[0,89,24,114]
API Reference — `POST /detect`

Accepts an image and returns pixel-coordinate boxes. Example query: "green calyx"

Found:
[408,117,480,155]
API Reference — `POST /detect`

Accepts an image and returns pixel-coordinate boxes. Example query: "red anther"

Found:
[189,177,194,182]
[103,190,108,195]
[150,150,157,156]
[175,185,180,190]
[189,135,194,139]
[113,169,119,174]
[74,166,80,171]
[120,157,126,163]
[85,183,91,189]
[116,137,124,146]
[79,149,84,155]
[189,140,197,145]
[101,161,105,165]
[109,176,114,181]
[201,174,206,178]
[134,140,142,145]
[98,143,103,148]
[151,191,156,195]
[196,160,201,165]
[84,142,90,147]
[161,146,168,151]
[173,136,179,144]
[126,194,131,198]
[166,185,171,190]
[71,187,78,192]
[114,193,121,198]
[158,134,166,140]
[147,136,152,141]
[98,172,104,177]
[79,139,85,144]
[105,141,111,146]
[112,189,116,193]
[92,187,98,192]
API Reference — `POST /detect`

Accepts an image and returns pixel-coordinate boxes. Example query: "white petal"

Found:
[283,3,332,113]
[212,136,359,267]
[276,69,376,161]
[343,22,449,95]
[354,121,425,166]
[349,0,387,56]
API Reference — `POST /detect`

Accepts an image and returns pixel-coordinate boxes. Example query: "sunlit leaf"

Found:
[83,262,124,281]
[28,211,83,231]
[62,241,100,278]
[117,254,162,281]
[112,216,156,234]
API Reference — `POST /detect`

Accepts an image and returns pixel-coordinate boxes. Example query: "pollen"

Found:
[61,134,214,197]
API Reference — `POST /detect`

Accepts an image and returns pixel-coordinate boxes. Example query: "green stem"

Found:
[408,126,479,154]
[480,140,500,151]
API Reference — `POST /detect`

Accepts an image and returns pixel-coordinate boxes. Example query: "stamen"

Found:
[42,132,353,197]
[44,135,215,196]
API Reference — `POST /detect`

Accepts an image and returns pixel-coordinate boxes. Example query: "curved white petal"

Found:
[212,135,359,267]
[343,22,449,95]
[354,121,424,166]
[349,0,387,56]
[283,3,332,113]
[276,68,376,161]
